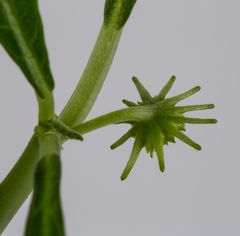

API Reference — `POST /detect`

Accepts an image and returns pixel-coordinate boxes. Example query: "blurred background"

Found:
[0,1,239,235]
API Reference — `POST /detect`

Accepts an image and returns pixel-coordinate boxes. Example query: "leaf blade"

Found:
[0,0,54,98]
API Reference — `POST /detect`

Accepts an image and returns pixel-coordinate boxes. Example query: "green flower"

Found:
[111,76,217,180]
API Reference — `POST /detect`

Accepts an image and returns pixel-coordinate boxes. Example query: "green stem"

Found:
[0,23,121,234]
[0,1,137,231]
[60,24,122,126]
[0,132,62,234]
[37,92,55,123]
[39,132,61,157]
[0,76,54,234]
[74,106,154,134]
[0,136,40,233]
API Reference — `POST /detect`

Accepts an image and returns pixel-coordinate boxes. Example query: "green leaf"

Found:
[0,0,54,98]
[24,154,65,236]
[104,0,137,29]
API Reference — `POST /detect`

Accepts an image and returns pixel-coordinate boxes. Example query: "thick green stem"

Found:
[0,132,62,234]
[0,74,54,234]
[60,24,122,126]
[0,136,40,233]
[39,132,61,157]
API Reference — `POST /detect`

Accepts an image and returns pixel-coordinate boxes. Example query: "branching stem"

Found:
[60,24,122,126]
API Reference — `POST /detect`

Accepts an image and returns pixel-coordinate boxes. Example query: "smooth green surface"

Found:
[0,0,54,98]
[24,155,65,236]
[60,0,138,126]
[74,106,154,134]
[0,136,40,233]
[24,133,65,236]
[121,134,143,180]
[60,24,122,126]
[37,93,55,123]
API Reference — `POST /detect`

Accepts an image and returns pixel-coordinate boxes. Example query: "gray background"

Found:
[0,0,239,235]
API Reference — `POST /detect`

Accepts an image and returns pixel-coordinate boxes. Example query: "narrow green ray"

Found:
[155,144,165,172]
[122,99,137,107]
[156,75,176,101]
[162,86,201,106]
[166,116,217,124]
[152,125,165,171]
[132,76,152,103]
[170,104,215,113]
[121,135,143,180]
[173,130,201,150]
[110,128,134,149]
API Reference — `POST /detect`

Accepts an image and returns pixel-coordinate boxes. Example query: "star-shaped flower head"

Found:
[111,76,217,180]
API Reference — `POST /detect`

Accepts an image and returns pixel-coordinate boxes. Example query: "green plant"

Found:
[0,0,216,235]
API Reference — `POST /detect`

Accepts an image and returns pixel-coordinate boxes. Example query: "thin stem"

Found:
[73,106,154,134]
[37,92,55,123]
[60,24,122,126]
